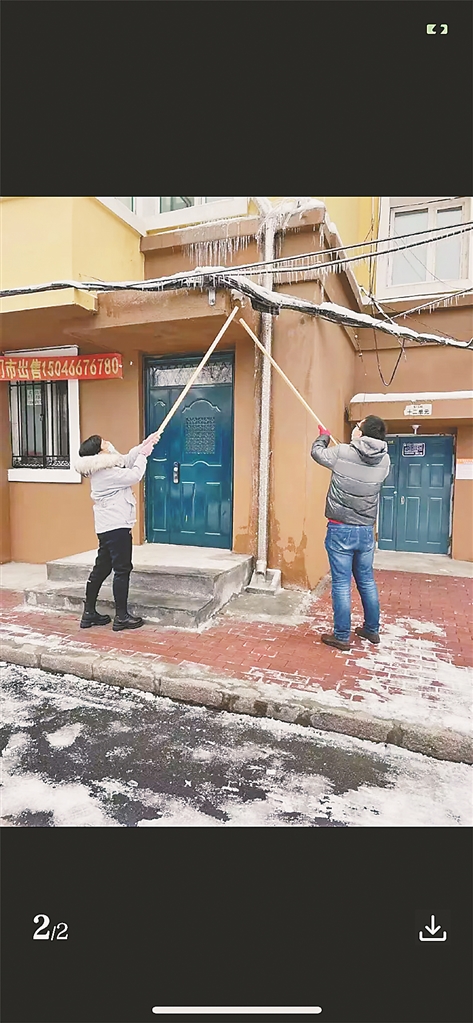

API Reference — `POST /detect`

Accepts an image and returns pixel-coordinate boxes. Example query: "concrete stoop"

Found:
[24,544,254,628]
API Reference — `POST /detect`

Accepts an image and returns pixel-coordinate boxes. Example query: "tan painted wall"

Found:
[269,288,356,589]
[142,221,360,587]
[8,349,143,564]
[232,336,259,556]
[452,425,473,562]
[0,383,12,563]
[352,310,473,562]
[144,238,260,280]
[6,326,260,565]
[354,349,473,400]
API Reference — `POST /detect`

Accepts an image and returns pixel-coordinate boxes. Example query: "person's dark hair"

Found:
[361,415,386,441]
[79,435,102,457]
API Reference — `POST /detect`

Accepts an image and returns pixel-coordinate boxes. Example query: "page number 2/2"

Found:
[33,914,69,940]
[426,24,448,34]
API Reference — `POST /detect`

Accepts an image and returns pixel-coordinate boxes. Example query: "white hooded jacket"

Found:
[74,445,147,534]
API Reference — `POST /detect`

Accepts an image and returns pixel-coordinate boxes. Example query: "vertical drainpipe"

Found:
[251,197,275,580]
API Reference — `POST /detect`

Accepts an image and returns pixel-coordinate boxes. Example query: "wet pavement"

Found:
[1,562,472,765]
[1,662,471,827]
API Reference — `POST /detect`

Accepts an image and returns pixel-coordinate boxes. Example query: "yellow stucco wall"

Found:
[0,196,75,288]
[316,196,379,290]
[1,196,377,293]
[0,197,144,293]
[72,198,144,283]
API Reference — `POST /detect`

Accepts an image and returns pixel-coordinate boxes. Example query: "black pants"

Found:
[85,528,133,616]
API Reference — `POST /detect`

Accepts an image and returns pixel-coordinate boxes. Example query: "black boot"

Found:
[80,604,112,629]
[355,626,380,645]
[80,581,111,628]
[112,611,144,631]
[321,633,351,651]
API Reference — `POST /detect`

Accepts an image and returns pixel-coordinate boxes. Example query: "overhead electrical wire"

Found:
[237,223,473,278]
[1,268,470,350]
[2,223,472,301]
[362,234,468,349]
[386,287,473,320]
[2,211,472,351]
[364,218,408,388]
[181,219,473,278]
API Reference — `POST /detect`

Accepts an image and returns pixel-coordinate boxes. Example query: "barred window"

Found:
[9,380,70,469]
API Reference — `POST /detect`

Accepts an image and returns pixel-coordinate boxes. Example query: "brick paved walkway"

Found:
[1,571,471,736]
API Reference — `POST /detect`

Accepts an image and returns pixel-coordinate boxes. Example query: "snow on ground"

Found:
[1,663,471,828]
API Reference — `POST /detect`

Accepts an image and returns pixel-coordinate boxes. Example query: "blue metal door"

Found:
[377,437,399,550]
[145,355,233,548]
[378,436,453,554]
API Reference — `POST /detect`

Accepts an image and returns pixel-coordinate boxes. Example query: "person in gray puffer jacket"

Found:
[74,432,158,632]
[311,415,390,651]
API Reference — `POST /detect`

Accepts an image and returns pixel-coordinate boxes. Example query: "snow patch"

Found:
[1,769,119,827]
[45,723,83,749]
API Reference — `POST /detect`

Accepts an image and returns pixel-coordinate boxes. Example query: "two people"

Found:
[74,432,158,631]
[311,415,390,650]
[76,413,389,641]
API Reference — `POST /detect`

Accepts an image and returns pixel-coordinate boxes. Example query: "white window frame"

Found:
[7,346,81,483]
[144,197,248,231]
[97,197,248,234]
[376,196,473,300]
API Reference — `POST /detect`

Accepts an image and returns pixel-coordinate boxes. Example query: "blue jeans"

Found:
[324,523,380,642]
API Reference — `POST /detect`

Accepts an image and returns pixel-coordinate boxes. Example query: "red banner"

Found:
[0,354,123,382]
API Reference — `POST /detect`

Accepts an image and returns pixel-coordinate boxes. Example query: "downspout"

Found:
[249,197,280,589]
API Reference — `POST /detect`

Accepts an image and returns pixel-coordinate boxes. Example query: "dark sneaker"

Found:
[321,633,350,651]
[355,627,380,645]
[80,610,112,629]
[113,613,144,632]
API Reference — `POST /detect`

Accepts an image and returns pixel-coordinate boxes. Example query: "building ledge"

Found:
[0,287,97,317]
[350,391,473,423]
[141,207,327,255]
[364,291,473,314]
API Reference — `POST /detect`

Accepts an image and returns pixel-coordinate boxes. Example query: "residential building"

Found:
[1,196,471,591]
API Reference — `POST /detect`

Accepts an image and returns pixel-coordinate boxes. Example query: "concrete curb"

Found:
[1,639,471,766]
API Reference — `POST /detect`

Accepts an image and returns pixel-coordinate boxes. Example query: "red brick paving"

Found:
[1,572,472,703]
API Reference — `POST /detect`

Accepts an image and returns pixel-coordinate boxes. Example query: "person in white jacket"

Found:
[74,432,158,631]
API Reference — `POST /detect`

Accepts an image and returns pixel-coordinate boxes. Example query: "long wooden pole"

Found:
[150,304,239,443]
[239,316,340,445]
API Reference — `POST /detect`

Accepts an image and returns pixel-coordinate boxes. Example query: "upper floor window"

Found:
[102,196,248,233]
[376,197,472,300]
[115,197,135,211]
[115,197,232,216]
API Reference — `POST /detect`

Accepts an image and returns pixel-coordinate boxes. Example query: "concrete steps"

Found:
[24,544,253,629]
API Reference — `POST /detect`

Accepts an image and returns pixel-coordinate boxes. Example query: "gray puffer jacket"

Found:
[74,446,147,534]
[311,434,391,526]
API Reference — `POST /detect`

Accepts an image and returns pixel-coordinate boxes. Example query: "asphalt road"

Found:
[1,662,471,827]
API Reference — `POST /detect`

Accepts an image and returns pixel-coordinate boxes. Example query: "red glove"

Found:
[140,437,155,457]
[318,425,331,436]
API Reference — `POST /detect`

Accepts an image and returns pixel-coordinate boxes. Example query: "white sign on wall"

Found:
[404,403,433,416]
[455,459,473,480]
